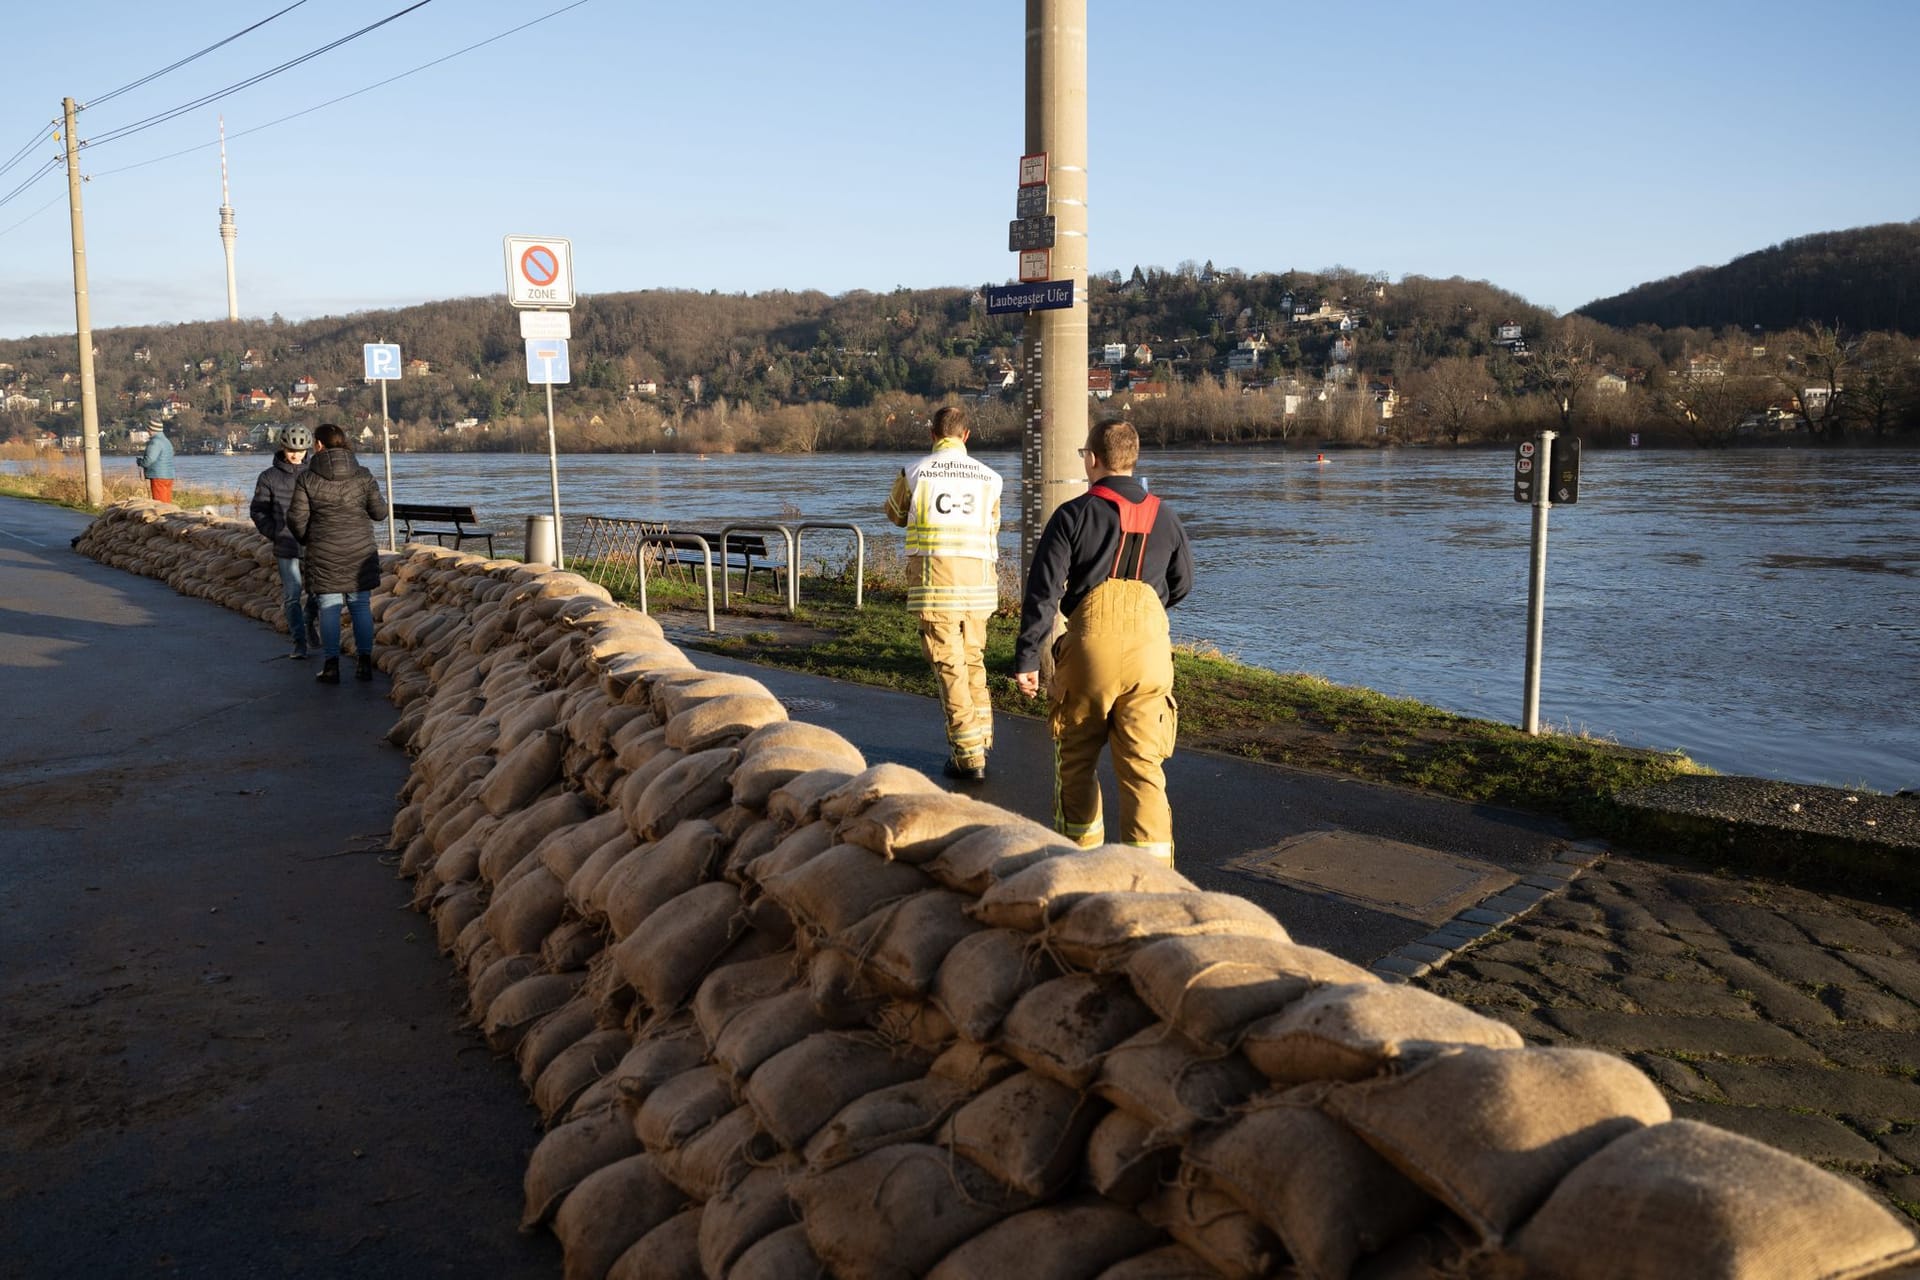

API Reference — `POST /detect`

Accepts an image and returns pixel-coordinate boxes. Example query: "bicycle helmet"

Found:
[280,425,313,451]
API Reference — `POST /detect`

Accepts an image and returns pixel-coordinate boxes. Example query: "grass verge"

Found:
[573,556,1710,836]
[0,459,242,513]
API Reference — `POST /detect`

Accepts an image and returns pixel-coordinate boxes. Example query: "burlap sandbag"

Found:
[746,1030,934,1152]
[1094,1243,1224,1280]
[742,819,837,886]
[468,952,541,1021]
[537,810,629,883]
[808,947,890,1029]
[932,927,1060,1043]
[713,987,833,1083]
[552,1153,686,1280]
[479,791,598,886]
[733,734,868,810]
[484,971,588,1054]
[1048,891,1289,973]
[767,767,857,831]
[693,952,802,1048]
[1086,1108,1177,1206]
[1241,981,1524,1086]
[565,830,638,920]
[431,883,485,954]
[607,1206,704,1280]
[664,690,788,752]
[836,792,1007,863]
[601,819,726,938]
[611,880,744,1012]
[816,761,946,823]
[928,1195,1166,1280]
[611,722,670,774]
[586,1015,707,1120]
[729,1224,821,1280]
[698,1163,800,1278]
[648,670,772,722]
[656,1105,773,1202]
[635,1064,737,1152]
[1188,1090,1436,1280]
[831,889,983,999]
[1139,1180,1285,1280]
[630,747,738,841]
[712,802,761,842]
[1000,974,1159,1090]
[1095,1024,1265,1135]
[923,826,1075,897]
[533,1029,631,1126]
[1127,935,1373,1051]
[802,1072,974,1172]
[973,847,1199,933]
[1325,1046,1672,1243]
[517,997,600,1088]
[1509,1118,1920,1279]
[431,812,501,887]
[522,1104,643,1229]
[484,864,568,957]
[793,1143,1032,1280]
[541,919,604,974]
[495,689,565,754]
[722,818,787,885]
[762,843,935,937]
[943,1070,1108,1201]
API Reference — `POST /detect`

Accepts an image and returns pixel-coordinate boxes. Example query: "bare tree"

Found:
[1782,322,1857,439]
[1528,329,1597,431]
[1408,356,1494,444]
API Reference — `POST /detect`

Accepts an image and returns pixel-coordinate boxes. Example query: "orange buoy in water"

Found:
[1315,453,1328,464]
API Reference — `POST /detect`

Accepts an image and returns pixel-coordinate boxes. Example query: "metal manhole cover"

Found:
[778,696,838,714]
[1228,829,1517,925]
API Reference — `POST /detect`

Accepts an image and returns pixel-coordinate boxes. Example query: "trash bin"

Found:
[524,514,558,567]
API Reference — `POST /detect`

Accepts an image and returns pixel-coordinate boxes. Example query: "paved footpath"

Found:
[1419,852,1920,1219]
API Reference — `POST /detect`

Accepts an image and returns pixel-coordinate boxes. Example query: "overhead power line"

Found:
[86,0,313,110]
[0,157,62,216]
[89,0,595,181]
[0,190,66,242]
[81,0,437,151]
[0,120,57,184]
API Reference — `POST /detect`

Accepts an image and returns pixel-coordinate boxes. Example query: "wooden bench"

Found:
[392,503,498,556]
[653,530,781,595]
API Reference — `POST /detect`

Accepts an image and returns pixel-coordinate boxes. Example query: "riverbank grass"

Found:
[0,458,242,513]
[571,555,1710,831]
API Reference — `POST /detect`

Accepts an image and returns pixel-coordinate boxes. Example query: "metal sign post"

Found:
[1520,431,1552,734]
[505,235,577,570]
[363,342,403,550]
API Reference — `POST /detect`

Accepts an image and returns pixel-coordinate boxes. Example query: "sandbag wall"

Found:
[75,503,1920,1280]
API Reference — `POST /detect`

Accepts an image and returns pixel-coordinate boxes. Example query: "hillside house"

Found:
[1496,323,1525,347]
[245,388,274,411]
[992,366,1018,391]
[133,348,151,363]
[1594,372,1629,395]
[1131,344,1153,365]
[293,375,319,396]
[1087,367,1114,399]
[1226,335,1270,373]
[627,379,658,396]
[1684,356,1726,382]
[3,392,38,412]
[405,358,432,376]
[1101,343,1127,365]
[1126,381,1168,400]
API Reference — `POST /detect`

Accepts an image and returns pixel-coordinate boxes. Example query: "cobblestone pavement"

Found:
[1418,852,1920,1221]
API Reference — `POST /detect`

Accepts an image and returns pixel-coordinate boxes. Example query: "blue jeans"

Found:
[277,558,310,650]
[315,590,373,661]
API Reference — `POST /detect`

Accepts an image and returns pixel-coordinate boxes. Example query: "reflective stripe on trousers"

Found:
[1048,578,1177,862]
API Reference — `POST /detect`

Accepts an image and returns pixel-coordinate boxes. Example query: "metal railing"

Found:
[571,514,867,633]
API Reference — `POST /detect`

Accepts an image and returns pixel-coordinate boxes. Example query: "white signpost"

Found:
[362,342,402,550]
[503,235,577,567]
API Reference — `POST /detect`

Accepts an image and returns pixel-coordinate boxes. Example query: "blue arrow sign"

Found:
[526,337,571,385]
[362,343,401,381]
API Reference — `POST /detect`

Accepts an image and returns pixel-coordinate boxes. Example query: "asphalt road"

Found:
[0,498,558,1279]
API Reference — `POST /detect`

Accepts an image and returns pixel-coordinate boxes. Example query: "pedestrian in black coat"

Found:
[288,424,387,683]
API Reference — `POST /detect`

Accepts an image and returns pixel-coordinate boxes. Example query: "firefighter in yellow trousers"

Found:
[1015,419,1192,864]
[886,405,1005,782]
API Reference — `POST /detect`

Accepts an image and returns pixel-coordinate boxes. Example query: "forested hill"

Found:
[1578,221,1920,336]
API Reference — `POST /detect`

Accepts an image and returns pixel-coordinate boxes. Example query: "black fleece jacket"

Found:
[288,447,388,593]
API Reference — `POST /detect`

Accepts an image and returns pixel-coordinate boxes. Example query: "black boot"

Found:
[355,654,374,682]
[316,658,341,685]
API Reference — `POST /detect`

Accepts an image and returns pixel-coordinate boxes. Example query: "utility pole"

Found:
[61,97,103,507]
[1019,0,1089,572]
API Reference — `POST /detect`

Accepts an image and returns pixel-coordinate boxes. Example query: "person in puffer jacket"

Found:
[249,424,316,658]
[288,423,388,685]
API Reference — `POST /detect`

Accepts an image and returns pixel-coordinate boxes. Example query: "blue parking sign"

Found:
[363,343,402,381]
[526,338,571,385]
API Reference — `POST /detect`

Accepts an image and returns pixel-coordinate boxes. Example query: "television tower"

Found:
[218,117,238,322]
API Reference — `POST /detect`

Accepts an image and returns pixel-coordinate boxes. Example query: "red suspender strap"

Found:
[1087,485,1161,580]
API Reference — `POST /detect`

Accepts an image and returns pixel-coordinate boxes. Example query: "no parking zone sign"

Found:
[503,235,574,309]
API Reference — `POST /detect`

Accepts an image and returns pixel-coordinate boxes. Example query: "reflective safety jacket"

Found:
[884,438,1004,615]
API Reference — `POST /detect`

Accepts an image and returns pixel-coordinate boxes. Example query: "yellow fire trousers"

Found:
[1048,578,1177,863]
[919,612,994,768]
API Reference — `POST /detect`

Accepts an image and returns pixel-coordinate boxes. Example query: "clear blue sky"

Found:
[2,0,1916,341]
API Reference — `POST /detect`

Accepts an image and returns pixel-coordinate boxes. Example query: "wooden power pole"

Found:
[61,97,103,507]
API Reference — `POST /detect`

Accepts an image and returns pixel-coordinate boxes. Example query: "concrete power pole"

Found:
[1019,0,1089,573]
[218,117,239,322]
[61,97,103,508]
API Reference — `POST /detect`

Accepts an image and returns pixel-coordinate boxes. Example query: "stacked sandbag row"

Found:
[76,514,1920,1280]
[72,498,361,648]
